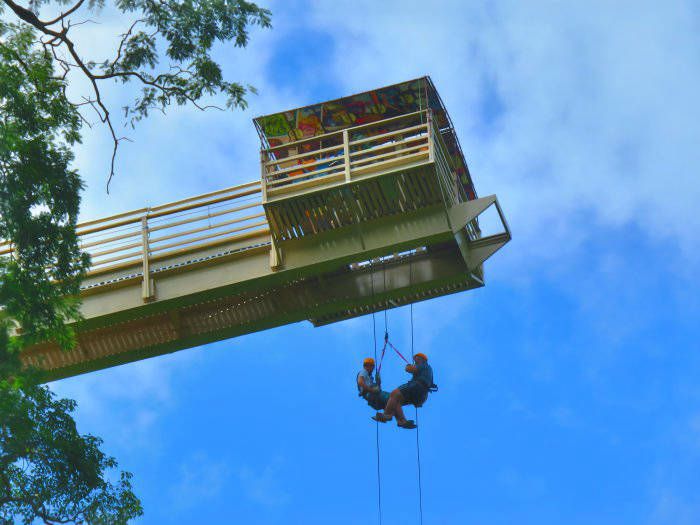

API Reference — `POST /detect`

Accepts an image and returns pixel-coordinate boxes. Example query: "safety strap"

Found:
[376,336,388,374]
[387,340,409,364]
[377,331,410,374]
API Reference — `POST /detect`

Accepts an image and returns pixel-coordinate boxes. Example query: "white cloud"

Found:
[169,452,231,511]
[238,458,291,507]
[309,1,700,268]
[49,351,197,449]
[649,491,700,525]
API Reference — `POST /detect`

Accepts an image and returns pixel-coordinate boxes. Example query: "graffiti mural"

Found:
[254,77,476,200]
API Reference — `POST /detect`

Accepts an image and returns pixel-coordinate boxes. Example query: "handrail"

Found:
[1,180,270,292]
[148,220,268,254]
[148,201,261,233]
[149,213,265,244]
[78,181,260,229]
[265,153,344,178]
[348,134,427,159]
[350,142,428,168]
[261,112,432,199]
[263,110,428,153]
[77,207,150,229]
[76,182,261,235]
[262,123,428,180]
[431,120,470,204]
[349,122,427,148]
[81,229,141,250]
[148,181,259,213]
[265,143,344,167]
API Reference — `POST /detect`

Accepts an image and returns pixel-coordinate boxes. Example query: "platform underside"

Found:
[25,244,482,381]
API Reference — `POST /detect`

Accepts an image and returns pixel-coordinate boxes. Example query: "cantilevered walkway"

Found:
[14,77,510,380]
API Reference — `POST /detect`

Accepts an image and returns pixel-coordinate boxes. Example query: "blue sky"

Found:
[45,1,700,523]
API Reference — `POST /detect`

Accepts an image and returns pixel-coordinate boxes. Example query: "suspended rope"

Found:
[372,251,425,525]
[383,258,388,333]
[370,260,382,525]
[415,83,428,524]
[410,259,424,525]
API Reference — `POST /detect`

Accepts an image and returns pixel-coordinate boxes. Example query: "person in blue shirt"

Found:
[373,352,433,429]
[357,357,390,410]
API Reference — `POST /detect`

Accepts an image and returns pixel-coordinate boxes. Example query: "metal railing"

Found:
[0,181,270,298]
[260,110,434,201]
[430,120,480,239]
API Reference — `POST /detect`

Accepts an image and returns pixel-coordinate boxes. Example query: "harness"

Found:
[377,331,439,398]
[356,371,376,398]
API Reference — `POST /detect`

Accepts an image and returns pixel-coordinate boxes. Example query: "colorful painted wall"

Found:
[254,77,476,200]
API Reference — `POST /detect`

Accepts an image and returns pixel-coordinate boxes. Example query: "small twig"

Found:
[107,19,144,73]
[66,18,98,28]
[41,0,85,26]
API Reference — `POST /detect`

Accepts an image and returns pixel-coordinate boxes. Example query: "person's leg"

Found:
[395,385,420,424]
[394,402,407,424]
[390,388,412,424]
[379,389,403,421]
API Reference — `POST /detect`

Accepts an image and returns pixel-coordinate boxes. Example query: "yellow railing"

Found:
[0,181,269,292]
[260,110,434,201]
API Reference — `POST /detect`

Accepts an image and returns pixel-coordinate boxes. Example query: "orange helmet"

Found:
[414,352,428,362]
[363,357,375,366]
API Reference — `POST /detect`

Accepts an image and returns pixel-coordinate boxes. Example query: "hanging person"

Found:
[372,352,435,429]
[357,357,390,411]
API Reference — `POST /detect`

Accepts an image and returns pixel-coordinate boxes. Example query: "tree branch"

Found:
[41,0,85,26]
[2,0,44,29]
[106,18,143,73]
[2,0,266,192]
[3,0,126,191]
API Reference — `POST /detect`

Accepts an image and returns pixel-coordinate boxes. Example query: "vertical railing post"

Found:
[261,148,281,270]
[343,129,351,182]
[427,109,434,163]
[141,213,154,301]
[260,150,268,203]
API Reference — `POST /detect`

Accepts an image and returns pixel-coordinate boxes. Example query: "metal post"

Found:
[427,109,434,163]
[260,150,268,203]
[141,214,154,301]
[343,129,351,182]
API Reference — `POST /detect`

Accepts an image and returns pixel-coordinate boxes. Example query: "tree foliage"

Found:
[2,0,272,191]
[1,0,271,522]
[0,375,143,524]
[0,18,140,524]
[0,21,89,351]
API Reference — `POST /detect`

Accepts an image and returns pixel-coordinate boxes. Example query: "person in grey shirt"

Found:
[357,357,390,411]
[373,352,434,429]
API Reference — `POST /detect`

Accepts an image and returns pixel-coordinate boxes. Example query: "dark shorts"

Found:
[398,381,429,407]
[364,390,390,411]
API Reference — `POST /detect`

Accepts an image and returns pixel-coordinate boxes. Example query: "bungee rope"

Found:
[370,249,426,524]
[410,258,424,525]
[370,260,382,525]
